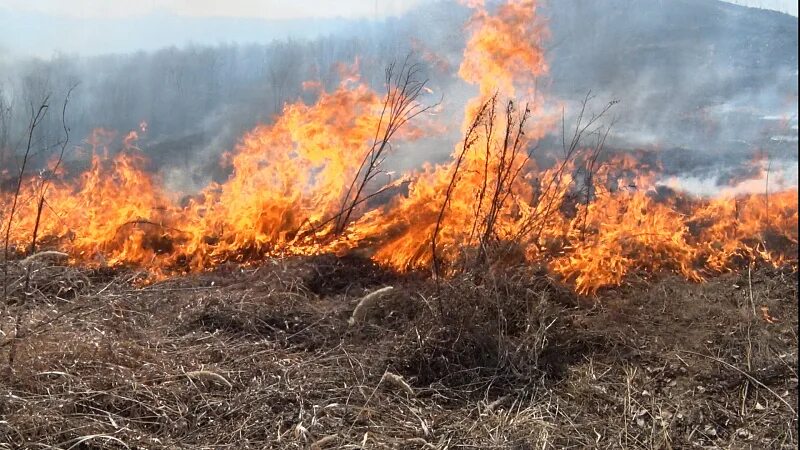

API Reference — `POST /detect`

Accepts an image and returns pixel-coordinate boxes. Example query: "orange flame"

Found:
[1,0,796,295]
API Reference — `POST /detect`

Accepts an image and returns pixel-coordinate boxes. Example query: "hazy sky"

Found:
[1,0,796,18]
[0,0,426,20]
[0,0,796,58]
[725,0,798,15]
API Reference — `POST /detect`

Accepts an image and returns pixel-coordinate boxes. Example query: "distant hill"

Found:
[540,0,798,153]
[546,0,797,91]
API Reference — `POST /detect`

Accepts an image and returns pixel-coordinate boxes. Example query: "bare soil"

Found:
[0,256,796,449]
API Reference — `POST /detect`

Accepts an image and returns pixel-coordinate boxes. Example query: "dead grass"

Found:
[0,256,796,449]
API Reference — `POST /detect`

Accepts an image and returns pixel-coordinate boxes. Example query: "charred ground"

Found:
[0,256,796,449]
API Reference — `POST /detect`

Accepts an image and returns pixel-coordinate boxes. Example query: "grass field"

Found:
[0,255,796,449]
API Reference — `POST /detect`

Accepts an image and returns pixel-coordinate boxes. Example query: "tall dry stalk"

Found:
[3,95,51,374]
[513,92,617,246]
[336,55,438,233]
[433,91,617,277]
[432,94,533,274]
[29,84,77,257]
[477,99,531,263]
[3,96,50,302]
[432,95,494,278]
[578,112,616,242]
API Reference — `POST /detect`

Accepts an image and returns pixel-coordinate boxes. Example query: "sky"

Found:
[0,0,794,18]
[0,0,796,58]
[724,0,798,15]
[0,0,426,20]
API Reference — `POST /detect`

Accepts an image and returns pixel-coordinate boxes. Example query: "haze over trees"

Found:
[0,0,796,189]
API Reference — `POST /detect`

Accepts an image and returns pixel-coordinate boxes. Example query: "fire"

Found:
[2,130,171,268]
[178,74,416,269]
[459,0,548,98]
[354,0,553,271]
[1,68,435,273]
[1,0,797,295]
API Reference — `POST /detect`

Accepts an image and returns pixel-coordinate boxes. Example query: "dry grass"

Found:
[0,256,796,449]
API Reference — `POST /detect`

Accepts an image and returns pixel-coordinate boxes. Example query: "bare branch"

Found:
[4,95,50,299]
[432,95,494,278]
[30,84,78,256]
[336,55,439,233]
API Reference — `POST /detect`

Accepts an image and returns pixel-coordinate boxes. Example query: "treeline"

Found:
[0,1,467,177]
[1,0,796,181]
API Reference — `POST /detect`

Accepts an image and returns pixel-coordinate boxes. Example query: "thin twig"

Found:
[679,350,796,415]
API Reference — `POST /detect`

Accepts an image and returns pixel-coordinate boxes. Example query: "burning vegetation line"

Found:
[0,0,797,296]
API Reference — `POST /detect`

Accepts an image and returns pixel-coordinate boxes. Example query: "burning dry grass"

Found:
[0,0,796,295]
[0,256,796,449]
[2,110,795,296]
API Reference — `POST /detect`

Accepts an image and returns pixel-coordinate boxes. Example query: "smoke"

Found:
[537,0,798,193]
[0,0,796,196]
[657,158,799,197]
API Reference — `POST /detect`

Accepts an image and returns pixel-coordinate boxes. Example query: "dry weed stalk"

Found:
[183,369,234,389]
[336,55,439,233]
[29,84,77,257]
[3,95,50,302]
[474,99,532,265]
[433,91,617,278]
[20,250,68,265]
[2,89,78,374]
[2,95,53,374]
[513,92,617,246]
[310,434,339,449]
[432,94,494,278]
